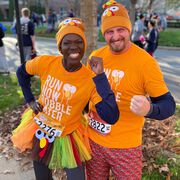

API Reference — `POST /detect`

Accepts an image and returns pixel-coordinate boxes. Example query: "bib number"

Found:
[89,118,111,135]
[34,117,63,137]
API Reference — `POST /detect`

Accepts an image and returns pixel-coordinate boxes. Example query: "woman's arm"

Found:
[16,63,43,114]
[89,57,119,125]
[93,73,119,125]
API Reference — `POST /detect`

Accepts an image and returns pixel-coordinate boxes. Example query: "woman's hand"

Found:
[28,100,43,114]
[88,56,104,75]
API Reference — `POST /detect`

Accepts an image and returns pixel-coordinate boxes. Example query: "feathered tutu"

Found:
[11,108,91,169]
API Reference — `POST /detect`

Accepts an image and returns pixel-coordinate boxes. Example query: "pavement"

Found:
[0,157,35,180]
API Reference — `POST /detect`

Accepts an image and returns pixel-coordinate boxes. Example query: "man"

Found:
[86,1,175,179]
[19,8,36,61]
[131,13,146,48]
[0,24,9,73]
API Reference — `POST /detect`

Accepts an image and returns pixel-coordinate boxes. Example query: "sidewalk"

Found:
[0,157,35,180]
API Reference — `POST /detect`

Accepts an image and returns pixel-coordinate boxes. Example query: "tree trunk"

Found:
[130,0,138,28]
[80,0,97,65]
[9,0,14,21]
[44,0,49,19]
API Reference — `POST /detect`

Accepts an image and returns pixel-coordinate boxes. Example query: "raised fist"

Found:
[88,56,104,75]
[130,95,151,116]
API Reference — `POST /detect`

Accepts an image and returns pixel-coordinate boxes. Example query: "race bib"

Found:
[34,113,64,137]
[88,111,111,135]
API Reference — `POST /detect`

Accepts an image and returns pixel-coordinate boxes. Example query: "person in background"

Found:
[68,9,75,18]
[0,23,9,73]
[85,1,175,179]
[145,20,159,56]
[19,8,36,61]
[11,17,119,180]
[0,24,5,47]
[131,13,146,49]
[0,22,7,33]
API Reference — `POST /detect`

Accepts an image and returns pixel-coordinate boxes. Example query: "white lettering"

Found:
[116,92,121,102]
[104,68,111,78]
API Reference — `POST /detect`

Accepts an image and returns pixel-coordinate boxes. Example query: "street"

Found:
[1,36,180,102]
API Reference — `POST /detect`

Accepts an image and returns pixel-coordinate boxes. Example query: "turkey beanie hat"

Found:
[101,0,132,35]
[56,17,87,52]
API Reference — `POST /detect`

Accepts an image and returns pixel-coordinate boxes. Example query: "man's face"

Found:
[104,27,131,54]
[60,34,85,65]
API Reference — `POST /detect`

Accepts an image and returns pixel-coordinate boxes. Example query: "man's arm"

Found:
[130,92,175,120]
[29,21,36,52]
[31,35,36,52]
[146,92,175,120]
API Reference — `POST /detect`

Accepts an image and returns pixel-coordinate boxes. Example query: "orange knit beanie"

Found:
[56,18,87,51]
[101,0,132,35]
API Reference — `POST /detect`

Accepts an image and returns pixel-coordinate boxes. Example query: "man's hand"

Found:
[88,56,104,75]
[28,100,43,114]
[130,95,151,116]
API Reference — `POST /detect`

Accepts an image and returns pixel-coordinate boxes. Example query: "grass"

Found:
[142,154,180,180]
[0,73,23,113]
[0,73,40,114]
[158,28,180,47]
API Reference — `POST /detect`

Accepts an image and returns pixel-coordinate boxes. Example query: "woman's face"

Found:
[60,34,85,65]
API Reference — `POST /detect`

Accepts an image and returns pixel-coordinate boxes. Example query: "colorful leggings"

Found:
[86,140,142,180]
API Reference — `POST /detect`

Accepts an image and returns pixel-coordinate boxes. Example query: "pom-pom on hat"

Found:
[56,18,87,52]
[101,0,132,35]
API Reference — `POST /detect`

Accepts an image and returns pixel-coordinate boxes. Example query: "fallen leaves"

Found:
[0,105,179,179]
[0,104,66,179]
[142,115,180,177]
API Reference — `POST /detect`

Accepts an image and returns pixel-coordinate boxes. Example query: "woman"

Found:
[145,20,159,56]
[11,17,119,180]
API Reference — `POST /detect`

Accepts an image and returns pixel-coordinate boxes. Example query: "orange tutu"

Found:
[11,109,91,169]
[11,109,39,152]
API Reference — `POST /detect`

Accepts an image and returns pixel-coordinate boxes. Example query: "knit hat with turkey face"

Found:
[56,17,87,52]
[101,0,132,35]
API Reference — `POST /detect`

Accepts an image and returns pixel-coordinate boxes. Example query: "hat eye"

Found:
[103,8,109,16]
[73,20,81,24]
[109,6,119,12]
[45,134,55,143]
[35,129,45,140]
[63,19,72,24]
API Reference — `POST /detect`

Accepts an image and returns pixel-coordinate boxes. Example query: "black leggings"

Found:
[33,161,85,180]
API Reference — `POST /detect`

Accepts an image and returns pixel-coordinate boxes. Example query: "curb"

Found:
[158,46,180,50]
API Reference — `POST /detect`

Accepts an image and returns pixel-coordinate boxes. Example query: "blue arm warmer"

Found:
[93,73,119,125]
[16,63,35,103]
[146,92,175,120]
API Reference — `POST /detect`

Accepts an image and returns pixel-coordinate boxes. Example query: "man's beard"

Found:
[109,38,126,53]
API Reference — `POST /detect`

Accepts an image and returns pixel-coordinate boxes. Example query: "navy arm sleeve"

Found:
[16,63,35,103]
[145,92,175,120]
[93,73,119,125]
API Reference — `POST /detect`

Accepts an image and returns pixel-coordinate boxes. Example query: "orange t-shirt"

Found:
[26,55,101,136]
[88,43,168,148]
